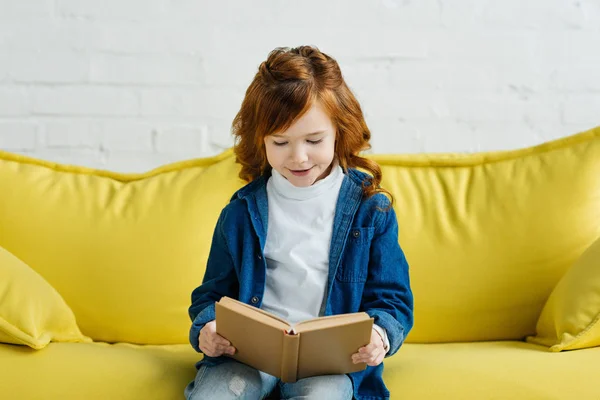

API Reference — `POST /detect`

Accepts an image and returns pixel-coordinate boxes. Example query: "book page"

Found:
[218,297,291,331]
[295,317,374,380]
[293,312,371,333]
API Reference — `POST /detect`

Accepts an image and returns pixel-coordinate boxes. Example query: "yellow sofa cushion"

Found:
[1,126,599,345]
[0,151,245,345]
[371,126,600,342]
[1,341,599,399]
[526,236,600,351]
[384,341,600,399]
[0,245,90,349]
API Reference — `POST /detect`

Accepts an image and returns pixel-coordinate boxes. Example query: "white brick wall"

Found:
[0,0,599,172]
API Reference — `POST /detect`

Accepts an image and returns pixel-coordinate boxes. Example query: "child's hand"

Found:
[198,320,236,357]
[351,328,385,367]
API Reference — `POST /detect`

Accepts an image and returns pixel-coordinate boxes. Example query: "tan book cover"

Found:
[215,296,374,383]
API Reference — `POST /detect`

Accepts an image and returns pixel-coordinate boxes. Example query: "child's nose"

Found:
[290,146,308,163]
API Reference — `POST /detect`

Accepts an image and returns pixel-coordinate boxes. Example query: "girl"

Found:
[185,45,413,400]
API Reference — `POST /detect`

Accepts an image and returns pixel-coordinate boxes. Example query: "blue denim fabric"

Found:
[185,358,352,400]
[188,168,414,400]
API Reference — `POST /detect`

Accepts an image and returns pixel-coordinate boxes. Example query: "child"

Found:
[185,45,413,400]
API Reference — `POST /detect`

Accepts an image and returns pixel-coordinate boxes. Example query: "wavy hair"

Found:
[232,45,393,204]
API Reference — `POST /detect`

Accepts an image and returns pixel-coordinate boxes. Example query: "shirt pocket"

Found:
[336,227,375,283]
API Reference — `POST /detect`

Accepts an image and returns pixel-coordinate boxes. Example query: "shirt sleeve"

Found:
[188,208,239,353]
[373,324,391,354]
[362,199,414,356]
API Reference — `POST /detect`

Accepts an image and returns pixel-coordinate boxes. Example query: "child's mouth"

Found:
[289,167,313,176]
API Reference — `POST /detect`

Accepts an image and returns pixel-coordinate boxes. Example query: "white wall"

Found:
[0,0,599,172]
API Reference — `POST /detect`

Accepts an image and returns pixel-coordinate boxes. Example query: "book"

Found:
[215,296,374,383]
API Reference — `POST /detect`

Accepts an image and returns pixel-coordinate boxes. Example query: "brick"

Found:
[444,94,561,124]
[43,121,103,148]
[7,51,88,83]
[366,118,425,154]
[90,54,204,85]
[334,0,441,28]
[33,87,138,116]
[155,126,208,153]
[389,61,499,91]
[429,31,538,62]
[483,0,586,30]
[0,20,89,53]
[56,0,166,20]
[325,29,429,60]
[204,118,236,149]
[537,32,600,65]
[103,150,173,173]
[0,53,8,81]
[439,0,487,29]
[0,123,38,150]
[168,0,279,25]
[471,121,568,151]
[563,95,600,124]
[0,0,54,19]
[359,89,449,119]
[87,22,211,55]
[418,120,480,152]
[553,65,600,92]
[101,121,154,151]
[140,88,243,119]
[0,87,31,116]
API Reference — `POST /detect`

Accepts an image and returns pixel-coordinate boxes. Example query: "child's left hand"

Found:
[351,328,386,367]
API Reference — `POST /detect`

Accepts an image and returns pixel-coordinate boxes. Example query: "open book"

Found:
[215,296,374,383]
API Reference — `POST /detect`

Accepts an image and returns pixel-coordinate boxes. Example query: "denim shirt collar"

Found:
[232,168,368,315]
[231,168,368,243]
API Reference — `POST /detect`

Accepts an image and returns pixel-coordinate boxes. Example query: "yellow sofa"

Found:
[1,126,600,399]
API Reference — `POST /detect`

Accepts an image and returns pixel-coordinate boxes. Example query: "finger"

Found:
[352,351,375,364]
[210,334,231,347]
[202,335,235,356]
[359,343,377,354]
[356,346,384,365]
[215,343,236,355]
[375,351,386,365]
[199,336,219,357]
[367,349,385,367]
[200,344,216,357]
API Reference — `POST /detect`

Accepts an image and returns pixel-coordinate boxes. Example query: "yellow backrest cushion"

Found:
[0,151,245,345]
[1,126,599,344]
[526,235,600,351]
[0,244,91,349]
[371,126,600,342]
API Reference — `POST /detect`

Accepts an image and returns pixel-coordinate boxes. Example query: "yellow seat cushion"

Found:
[0,151,245,345]
[384,341,600,399]
[527,235,600,351]
[371,126,600,342]
[1,341,599,399]
[0,342,199,400]
[0,245,90,349]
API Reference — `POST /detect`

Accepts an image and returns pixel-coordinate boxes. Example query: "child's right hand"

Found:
[198,320,236,357]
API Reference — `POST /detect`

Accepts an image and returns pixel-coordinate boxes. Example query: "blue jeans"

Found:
[185,359,353,400]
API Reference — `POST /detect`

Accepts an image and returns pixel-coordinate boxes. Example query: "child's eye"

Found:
[273,141,288,146]
[307,139,323,145]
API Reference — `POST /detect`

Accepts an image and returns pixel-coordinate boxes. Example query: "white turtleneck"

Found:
[261,160,390,352]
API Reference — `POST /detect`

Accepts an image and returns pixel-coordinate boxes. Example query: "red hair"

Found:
[232,45,392,203]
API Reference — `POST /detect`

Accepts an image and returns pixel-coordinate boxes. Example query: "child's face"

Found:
[264,102,336,187]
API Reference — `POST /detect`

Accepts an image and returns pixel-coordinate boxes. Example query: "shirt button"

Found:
[353,230,360,238]
[257,254,262,260]
[251,296,259,304]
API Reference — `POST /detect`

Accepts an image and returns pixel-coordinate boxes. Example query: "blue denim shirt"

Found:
[189,168,414,400]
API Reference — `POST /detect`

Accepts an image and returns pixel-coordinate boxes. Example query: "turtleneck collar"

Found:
[269,159,344,201]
